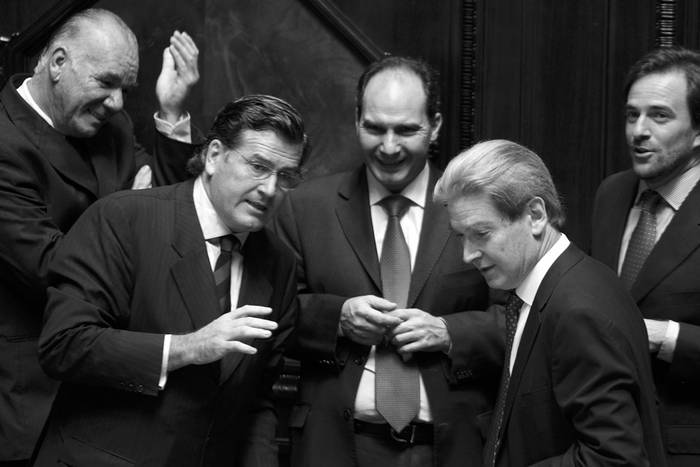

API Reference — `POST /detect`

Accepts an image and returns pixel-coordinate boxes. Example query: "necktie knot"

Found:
[639,189,661,213]
[218,235,240,255]
[380,195,411,218]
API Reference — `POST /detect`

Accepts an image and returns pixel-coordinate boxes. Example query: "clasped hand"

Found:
[339,295,451,354]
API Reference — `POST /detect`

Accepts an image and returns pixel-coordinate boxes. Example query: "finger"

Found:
[228,305,273,318]
[223,341,258,355]
[385,308,424,320]
[365,295,398,311]
[229,326,274,341]
[390,328,420,345]
[366,310,403,328]
[234,317,278,331]
[161,46,174,73]
[168,44,187,72]
[396,340,424,355]
[171,31,199,57]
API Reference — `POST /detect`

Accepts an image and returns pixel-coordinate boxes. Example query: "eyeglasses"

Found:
[229,149,303,190]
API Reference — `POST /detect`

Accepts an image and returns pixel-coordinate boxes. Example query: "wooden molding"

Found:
[2,0,97,76]
[460,0,478,149]
[656,0,677,47]
[302,0,383,62]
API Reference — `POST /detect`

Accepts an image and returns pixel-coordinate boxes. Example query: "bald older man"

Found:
[0,8,198,464]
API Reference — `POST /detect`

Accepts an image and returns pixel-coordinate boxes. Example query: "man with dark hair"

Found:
[0,8,199,465]
[592,46,700,467]
[273,55,497,466]
[437,139,665,467]
[34,94,307,466]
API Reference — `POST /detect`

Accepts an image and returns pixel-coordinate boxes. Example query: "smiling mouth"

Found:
[247,200,268,213]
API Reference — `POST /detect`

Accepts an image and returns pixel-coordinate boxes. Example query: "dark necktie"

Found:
[619,190,661,289]
[212,235,240,313]
[375,195,420,432]
[484,292,523,466]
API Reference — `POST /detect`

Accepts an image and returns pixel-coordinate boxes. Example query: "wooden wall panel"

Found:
[477,0,657,249]
[201,0,364,177]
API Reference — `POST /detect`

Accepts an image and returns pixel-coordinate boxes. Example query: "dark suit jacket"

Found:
[592,170,700,466]
[0,74,192,460]
[34,180,297,466]
[496,244,665,467]
[273,165,501,467]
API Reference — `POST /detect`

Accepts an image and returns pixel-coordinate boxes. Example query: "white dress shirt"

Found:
[353,163,434,423]
[618,163,700,362]
[510,233,571,372]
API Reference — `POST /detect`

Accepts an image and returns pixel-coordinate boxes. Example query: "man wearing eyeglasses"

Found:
[273,56,498,467]
[34,95,308,467]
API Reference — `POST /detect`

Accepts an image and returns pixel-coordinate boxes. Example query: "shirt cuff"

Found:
[657,320,679,363]
[158,334,172,390]
[153,112,192,143]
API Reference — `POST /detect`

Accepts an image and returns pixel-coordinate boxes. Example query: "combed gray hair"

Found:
[434,139,565,229]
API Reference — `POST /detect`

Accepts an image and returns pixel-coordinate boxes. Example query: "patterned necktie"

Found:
[484,292,523,466]
[212,235,240,313]
[375,195,420,432]
[619,190,661,289]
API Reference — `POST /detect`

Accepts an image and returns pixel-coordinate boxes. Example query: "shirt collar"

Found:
[17,77,55,128]
[193,176,248,245]
[515,233,570,307]
[637,163,700,212]
[367,162,429,208]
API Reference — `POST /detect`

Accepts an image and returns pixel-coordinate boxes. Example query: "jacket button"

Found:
[353,357,364,365]
[343,409,352,421]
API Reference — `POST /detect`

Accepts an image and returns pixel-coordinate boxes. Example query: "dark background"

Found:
[2,0,700,251]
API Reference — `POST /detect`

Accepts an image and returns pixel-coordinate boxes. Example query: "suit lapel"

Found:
[219,232,274,383]
[335,168,381,291]
[170,180,221,331]
[632,179,700,301]
[2,75,99,197]
[501,245,584,430]
[408,166,450,306]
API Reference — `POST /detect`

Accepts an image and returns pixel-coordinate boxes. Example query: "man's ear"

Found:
[204,139,225,176]
[692,128,700,149]
[527,197,549,236]
[429,112,443,143]
[48,47,68,83]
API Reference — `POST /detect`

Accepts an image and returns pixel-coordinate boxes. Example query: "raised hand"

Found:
[156,30,200,123]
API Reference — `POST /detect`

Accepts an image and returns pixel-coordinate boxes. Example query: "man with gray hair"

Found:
[0,8,199,465]
[435,139,665,466]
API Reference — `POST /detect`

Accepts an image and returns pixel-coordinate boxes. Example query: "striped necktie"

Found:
[212,235,240,313]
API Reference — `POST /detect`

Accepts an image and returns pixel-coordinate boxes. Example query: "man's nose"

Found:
[462,241,481,264]
[104,88,124,112]
[380,132,400,155]
[258,172,278,197]
[629,116,651,139]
